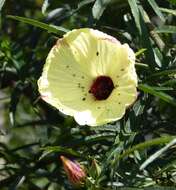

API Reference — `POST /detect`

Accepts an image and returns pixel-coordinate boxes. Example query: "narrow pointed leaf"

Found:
[7,15,69,35]
[40,146,81,160]
[138,84,176,106]
[135,48,147,57]
[115,136,175,162]
[155,25,176,33]
[147,0,165,22]
[140,138,176,170]
[92,0,112,20]
[0,0,5,11]
[160,7,176,16]
[78,0,95,9]
[42,0,50,14]
[128,0,141,34]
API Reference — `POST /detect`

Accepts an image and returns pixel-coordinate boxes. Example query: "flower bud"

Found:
[60,156,86,186]
[90,159,101,178]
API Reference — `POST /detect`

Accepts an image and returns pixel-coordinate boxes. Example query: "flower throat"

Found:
[89,76,114,100]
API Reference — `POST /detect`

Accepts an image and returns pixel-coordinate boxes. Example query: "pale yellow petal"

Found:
[38,28,138,126]
[38,41,93,114]
[64,28,123,77]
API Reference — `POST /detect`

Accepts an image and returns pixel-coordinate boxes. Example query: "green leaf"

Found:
[138,6,156,69]
[40,146,81,160]
[114,136,175,162]
[89,159,102,178]
[151,86,174,91]
[84,132,115,143]
[128,0,142,34]
[138,84,176,106]
[160,7,176,16]
[161,79,176,86]
[89,124,119,132]
[133,100,145,116]
[78,0,95,9]
[128,0,156,69]
[149,69,176,77]
[42,0,50,14]
[135,62,149,69]
[92,0,112,20]
[140,138,176,170]
[0,0,5,11]
[9,83,23,126]
[135,48,147,57]
[155,25,176,33]
[147,0,165,22]
[7,15,69,35]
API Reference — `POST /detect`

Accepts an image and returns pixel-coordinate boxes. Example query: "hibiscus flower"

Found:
[38,28,137,126]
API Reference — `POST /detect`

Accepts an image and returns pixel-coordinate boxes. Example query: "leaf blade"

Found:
[92,0,112,20]
[7,15,69,35]
[128,0,141,34]
[147,0,165,22]
[140,138,176,170]
[138,84,176,106]
[155,25,176,33]
[160,7,176,16]
[0,0,5,11]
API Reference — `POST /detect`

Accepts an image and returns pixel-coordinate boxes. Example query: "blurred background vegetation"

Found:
[0,0,176,189]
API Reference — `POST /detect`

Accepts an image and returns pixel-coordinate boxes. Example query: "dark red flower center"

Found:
[89,76,114,100]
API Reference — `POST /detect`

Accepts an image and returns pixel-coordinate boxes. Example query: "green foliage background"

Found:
[0,0,176,189]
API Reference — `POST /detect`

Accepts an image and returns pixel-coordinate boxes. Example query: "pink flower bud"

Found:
[60,156,86,186]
